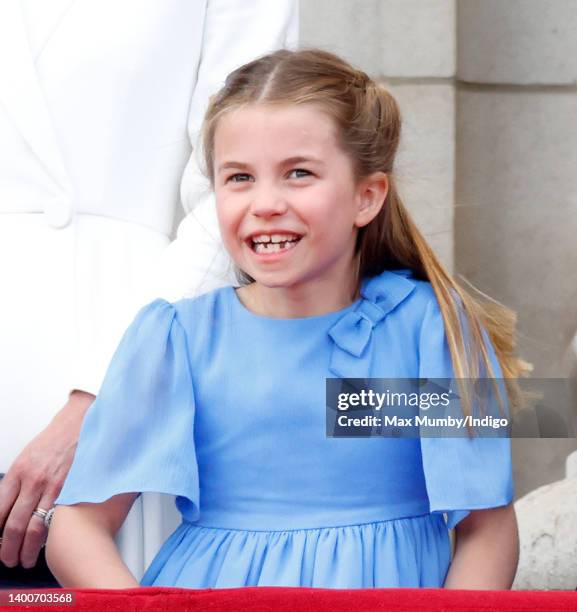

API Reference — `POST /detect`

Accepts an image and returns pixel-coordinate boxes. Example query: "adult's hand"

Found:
[0,390,95,569]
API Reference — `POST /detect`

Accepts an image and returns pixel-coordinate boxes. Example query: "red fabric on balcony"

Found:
[1,587,575,611]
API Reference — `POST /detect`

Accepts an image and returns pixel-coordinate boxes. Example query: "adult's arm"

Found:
[0,390,94,569]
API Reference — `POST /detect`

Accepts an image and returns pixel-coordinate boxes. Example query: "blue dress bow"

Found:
[327,268,417,378]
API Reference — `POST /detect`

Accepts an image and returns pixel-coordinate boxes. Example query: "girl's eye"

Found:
[288,168,312,179]
[227,173,253,183]
[225,169,312,183]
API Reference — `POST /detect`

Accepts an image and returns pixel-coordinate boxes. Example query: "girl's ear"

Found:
[354,172,389,228]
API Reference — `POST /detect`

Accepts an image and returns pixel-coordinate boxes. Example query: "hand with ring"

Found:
[0,390,95,568]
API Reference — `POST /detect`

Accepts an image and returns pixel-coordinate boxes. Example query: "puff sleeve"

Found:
[418,295,514,529]
[55,299,199,519]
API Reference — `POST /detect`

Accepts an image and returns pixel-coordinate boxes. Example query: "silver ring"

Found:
[44,507,56,530]
[32,506,50,522]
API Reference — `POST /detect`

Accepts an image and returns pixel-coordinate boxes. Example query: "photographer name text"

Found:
[337,414,509,429]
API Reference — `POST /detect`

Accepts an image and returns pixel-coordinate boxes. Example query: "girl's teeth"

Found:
[254,240,299,254]
[253,234,299,244]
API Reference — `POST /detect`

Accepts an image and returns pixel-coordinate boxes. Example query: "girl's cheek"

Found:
[219,214,237,241]
[216,194,239,220]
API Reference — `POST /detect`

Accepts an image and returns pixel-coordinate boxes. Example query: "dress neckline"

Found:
[228,285,363,324]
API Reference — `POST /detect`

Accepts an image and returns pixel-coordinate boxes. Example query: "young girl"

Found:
[46,48,526,590]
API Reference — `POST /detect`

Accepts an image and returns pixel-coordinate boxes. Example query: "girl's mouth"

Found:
[247,233,303,255]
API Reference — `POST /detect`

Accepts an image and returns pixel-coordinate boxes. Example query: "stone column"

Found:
[456,0,577,497]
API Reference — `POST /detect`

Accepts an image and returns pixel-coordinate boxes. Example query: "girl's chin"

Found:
[243,272,296,288]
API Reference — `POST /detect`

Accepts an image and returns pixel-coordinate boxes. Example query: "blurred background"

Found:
[299,0,577,589]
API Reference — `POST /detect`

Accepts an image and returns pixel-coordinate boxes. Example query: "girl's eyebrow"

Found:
[217,156,325,173]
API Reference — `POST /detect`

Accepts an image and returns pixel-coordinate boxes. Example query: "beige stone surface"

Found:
[455,86,577,499]
[458,0,577,84]
[385,82,455,271]
[301,0,455,78]
[513,452,577,590]
[455,88,577,377]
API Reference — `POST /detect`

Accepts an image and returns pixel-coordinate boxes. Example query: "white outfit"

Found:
[0,0,298,579]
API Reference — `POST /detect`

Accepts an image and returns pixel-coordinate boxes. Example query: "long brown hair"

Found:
[201,48,532,433]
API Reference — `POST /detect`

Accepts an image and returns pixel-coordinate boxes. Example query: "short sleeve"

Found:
[418,295,514,530]
[55,299,199,519]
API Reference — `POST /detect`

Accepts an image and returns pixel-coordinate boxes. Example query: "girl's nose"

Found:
[250,187,288,217]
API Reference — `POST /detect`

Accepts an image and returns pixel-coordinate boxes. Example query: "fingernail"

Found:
[21,560,37,569]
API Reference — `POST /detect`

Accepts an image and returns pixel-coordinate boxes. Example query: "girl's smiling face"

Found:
[213,103,386,309]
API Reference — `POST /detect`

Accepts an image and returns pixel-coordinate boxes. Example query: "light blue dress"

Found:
[55,268,514,589]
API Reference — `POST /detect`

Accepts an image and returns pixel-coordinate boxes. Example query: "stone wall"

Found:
[456,0,577,497]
